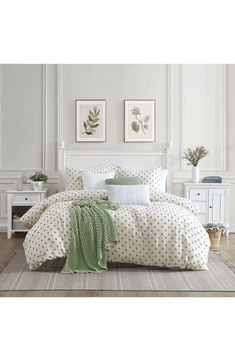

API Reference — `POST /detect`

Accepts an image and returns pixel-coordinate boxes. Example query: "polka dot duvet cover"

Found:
[21,190,210,271]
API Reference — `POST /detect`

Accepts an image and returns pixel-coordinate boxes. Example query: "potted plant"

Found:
[183,145,209,183]
[29,171,48,191]
[204,223,225,251]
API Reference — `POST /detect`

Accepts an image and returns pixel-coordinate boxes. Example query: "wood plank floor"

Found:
[1,232,235,297]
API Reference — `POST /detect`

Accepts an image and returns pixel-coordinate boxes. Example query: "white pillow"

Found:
[66,164,114,190]
[116,166,161,193]
[81,172,115,190]
[159,169,168,192]
[107,184,150,206]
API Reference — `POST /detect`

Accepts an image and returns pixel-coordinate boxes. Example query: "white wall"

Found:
[0,64,58,230]
[0,64,235,231]
[58,64,168,150]
[1,65,43,169]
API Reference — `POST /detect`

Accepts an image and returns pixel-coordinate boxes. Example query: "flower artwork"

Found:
[75,100,106,142]
[130,107,150,135]
[125,100,156,142]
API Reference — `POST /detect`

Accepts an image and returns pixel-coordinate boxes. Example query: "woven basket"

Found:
[207,229,223,251]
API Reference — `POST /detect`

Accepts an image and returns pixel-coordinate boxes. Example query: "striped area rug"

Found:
[1,248,235,291]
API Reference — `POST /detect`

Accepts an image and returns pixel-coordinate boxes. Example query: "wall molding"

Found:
[181,64,227,172]
[42,64,47,170]
[167,65,172,148]
[0,177,58,183]
[0,190,7,218]
[56,64,61,170]
[167,64,173,192]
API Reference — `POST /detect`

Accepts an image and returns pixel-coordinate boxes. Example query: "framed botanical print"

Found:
[75,99,106,142]
[124,100,156,142]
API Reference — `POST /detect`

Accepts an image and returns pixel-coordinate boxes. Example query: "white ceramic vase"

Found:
[32,181,44,191]
[192,166,200,183]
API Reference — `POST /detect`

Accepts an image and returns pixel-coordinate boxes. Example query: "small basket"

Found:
[207,229,223,251]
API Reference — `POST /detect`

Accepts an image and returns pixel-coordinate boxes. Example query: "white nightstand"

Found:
[7,189,48,239]
[184,182,230,236]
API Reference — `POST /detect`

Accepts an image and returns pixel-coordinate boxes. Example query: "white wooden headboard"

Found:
[58,146,172,192]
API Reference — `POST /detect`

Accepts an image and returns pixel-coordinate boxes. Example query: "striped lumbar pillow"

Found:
[106,176,140,185]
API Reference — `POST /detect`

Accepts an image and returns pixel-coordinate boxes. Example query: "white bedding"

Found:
[21,190,210,271]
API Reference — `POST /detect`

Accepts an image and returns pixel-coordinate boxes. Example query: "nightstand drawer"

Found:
[12,194,41,204]
[7,189,48,239]
[189,188,207,201]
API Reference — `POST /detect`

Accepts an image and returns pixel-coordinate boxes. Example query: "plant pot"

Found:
[192,166,200,183]
[32,181,44,191]
[207,229,223,251]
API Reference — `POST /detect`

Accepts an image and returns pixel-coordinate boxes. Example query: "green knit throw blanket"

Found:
[62,199,119,273]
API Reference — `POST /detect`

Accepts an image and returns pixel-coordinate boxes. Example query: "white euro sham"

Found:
[66,164,114,190]
[116,166,161,193]
[81,172,115,190]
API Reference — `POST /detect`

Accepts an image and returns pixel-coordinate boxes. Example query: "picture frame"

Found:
[75,99,106,142]
[124,100,156,142]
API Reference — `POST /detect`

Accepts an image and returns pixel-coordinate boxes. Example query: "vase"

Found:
[207,230,222,251]
[32,181,44,191]
[192,166,200,183]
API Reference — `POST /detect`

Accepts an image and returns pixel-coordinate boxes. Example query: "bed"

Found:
[21,147,210,271]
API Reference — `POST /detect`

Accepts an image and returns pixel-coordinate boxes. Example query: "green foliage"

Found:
[183,145,209,166]
[83,106,100,135]
[29,171,48,182]
[204,223,225,233]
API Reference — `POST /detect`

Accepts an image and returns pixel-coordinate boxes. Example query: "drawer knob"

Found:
[209,206,212,209]
[25,197,28,200]
[197,193,200,196]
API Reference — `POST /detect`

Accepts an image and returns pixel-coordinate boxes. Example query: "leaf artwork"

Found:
[130,107,149,135]
[83,106,100,135]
